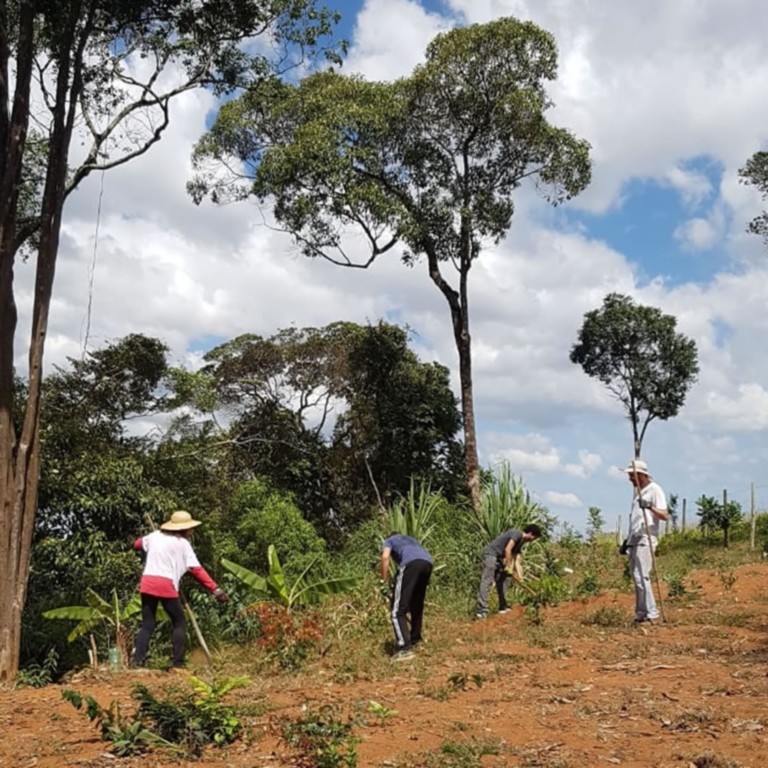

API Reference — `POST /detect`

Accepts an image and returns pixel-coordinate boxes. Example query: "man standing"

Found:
[475,524,542,619]
[623,459,668,624]
[380,533,433,661]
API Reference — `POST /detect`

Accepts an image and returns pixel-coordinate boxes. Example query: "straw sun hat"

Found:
[160,510,202,531]
[621,459,651,476]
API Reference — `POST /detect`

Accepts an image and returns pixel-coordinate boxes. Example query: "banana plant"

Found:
[222,545,359,611]
[43,588,167,666]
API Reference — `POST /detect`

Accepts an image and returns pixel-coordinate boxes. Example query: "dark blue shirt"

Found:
[382,534,432,567]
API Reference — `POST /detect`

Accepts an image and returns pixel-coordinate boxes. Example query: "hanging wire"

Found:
[81,166,106,359]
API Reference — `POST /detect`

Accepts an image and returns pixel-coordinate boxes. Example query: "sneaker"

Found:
[392,649,415,661]
[475,612,487,620]
[498,608,510,615]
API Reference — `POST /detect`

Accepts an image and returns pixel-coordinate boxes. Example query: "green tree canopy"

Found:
[739,150,768,245]
[38,334,174,538]
[570,293,699,457]
[191,16,592,512]
[177,321,463,531]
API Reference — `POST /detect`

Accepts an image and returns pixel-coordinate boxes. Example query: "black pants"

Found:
[132,594,186,668]
[390,559,432,650]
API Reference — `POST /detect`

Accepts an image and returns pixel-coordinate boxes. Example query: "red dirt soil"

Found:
[3,563,768,767]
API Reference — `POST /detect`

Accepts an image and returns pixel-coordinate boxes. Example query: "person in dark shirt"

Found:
[380,533,433,661]
[475,524,542,618]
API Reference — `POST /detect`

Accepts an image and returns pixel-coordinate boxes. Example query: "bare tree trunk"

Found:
[0,2,81,680]
[426,244,482,513]
[0,0,35,685]
[456,260,481,514]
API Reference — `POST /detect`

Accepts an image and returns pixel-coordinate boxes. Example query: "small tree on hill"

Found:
[570,293,699,458]
[696,495,742,548]
[586,506,604,544]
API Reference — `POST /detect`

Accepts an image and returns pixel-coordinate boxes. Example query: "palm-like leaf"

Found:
[267,544,288,599]
[473,464,554,580]
[384,479,443,546]
[223,546,360,611]
[43,588,145,643]
[221,559,271,600]
[475,463,552,541]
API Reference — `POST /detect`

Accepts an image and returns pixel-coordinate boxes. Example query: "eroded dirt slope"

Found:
[3,563,768,767]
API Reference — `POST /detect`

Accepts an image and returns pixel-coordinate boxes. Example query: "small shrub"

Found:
[62,689,168,757]
[583,606,626,628]
[365,700,397,723]
[447,672,485,691]
[519,574,570,624]
[282,704,358,768]
[690,754,743,768]
[251,603,324,670]
[664,573,687,599]
[63,675,248,758]
[15,649,58,689]
[576,571,600,596]
[717,568,737,592]
[134,676,248,754]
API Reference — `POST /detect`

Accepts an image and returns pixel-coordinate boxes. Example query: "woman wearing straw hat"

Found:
[131,511,228,670]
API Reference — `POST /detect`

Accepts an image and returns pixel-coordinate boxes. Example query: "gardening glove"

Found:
[638,497,654,510]
[213,588,230,603]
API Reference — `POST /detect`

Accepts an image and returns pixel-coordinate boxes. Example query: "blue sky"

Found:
[28,0,768,535]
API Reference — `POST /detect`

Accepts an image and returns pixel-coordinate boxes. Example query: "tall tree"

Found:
[38,334,172,538]
[739,150,768,245]
[190,16,592,512]
[0,0,341,682]
[570,293,699,457]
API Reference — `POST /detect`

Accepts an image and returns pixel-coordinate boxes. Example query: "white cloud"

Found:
[345,0,454,79]
[446,0,768,212]
[544,491,582,508]
[674,211,723,251]
[12,0,768,532]
[704,384,768,432]
[488,435,603,479]
[664,166,713,209]
[564,450,602,478]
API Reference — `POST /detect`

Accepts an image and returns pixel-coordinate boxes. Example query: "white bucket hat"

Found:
[160,510,202,531]
[621,459,650,476]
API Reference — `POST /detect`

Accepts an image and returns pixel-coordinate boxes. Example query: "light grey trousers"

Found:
[629,540,659,621]
[476,554,509,615]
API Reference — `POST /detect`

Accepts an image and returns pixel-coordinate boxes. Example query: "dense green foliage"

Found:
[570,293,699,457]
[696,495,743,548]
[21,322,463,671]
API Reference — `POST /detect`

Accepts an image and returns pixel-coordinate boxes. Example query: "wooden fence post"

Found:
[682,498,687,533]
